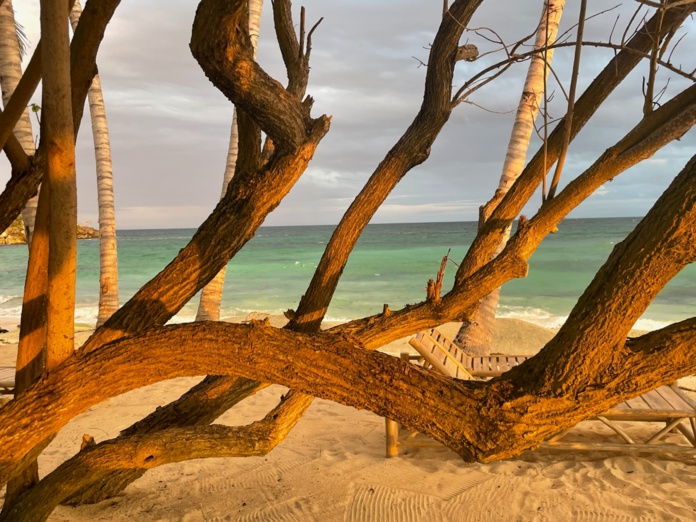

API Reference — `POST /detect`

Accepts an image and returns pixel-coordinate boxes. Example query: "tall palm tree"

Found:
[0,0,38,244]
[69,0,119,327]
[196,0,263,321]
[454,0,565,354]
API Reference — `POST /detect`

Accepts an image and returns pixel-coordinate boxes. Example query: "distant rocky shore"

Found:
[0,216,98,245]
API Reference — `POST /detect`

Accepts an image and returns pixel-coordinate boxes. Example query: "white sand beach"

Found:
[1,318,695,521]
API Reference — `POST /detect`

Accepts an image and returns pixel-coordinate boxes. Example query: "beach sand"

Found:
[1,318,695,521]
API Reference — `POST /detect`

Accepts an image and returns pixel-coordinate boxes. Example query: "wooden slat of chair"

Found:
[657,385,696,413]
[391,329,696,456]
[408,333,473,380]
[646,418,686,444]
[596,416,636,444]
[621,394,649,410]
[640,388,675,411]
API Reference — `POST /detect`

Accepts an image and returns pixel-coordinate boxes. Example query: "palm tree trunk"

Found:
[69,0,119,327]
[0,0,38,244]
[196,0,263,321]
[196,111,238,321]
[0,1,43,506]
[454,0,565,354]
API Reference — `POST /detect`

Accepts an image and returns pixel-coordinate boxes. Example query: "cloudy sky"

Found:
[1,0,694,229]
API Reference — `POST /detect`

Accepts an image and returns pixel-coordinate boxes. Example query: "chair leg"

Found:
[386,418,399,457]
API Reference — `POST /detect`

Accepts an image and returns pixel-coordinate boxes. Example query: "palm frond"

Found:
[15,20,29,58]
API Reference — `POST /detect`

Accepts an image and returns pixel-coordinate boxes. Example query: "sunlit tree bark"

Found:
[0,2,694,520]
[196,0,263,321]
[41,0,77,367]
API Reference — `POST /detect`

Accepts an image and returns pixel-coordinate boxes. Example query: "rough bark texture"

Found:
[454,1,695,284]
[3,148,696,475]
[332,83,696,350]
[1,2,695,519]
[78,0,329,354]
[196,0,262,322]
[41,2,324,507]
[2,391,313,522]
[4,180,50,503]
[289,0,484,333]
[42,0,77,369]
[69,0,120,327]
[60,375,267,506]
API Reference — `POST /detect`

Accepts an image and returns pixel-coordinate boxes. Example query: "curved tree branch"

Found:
[1,391,313,522]
[83,0,331,351]
[59,376,268,506]
[288,0,484,333]
[190,0,317,151]
[4,149,696,477]
[331,83,696,349]
[0,0,122,235]
[455,2,694,283]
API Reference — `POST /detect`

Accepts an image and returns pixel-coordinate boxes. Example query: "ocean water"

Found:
[0,218,694,330]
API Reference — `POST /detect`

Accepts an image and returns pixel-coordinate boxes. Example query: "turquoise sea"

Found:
[0,217,694,330]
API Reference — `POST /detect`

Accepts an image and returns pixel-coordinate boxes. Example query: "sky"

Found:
[1,0,694,229]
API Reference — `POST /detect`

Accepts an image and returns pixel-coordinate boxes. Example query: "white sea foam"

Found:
[0,294,20,305]
[497,306,568,329]
[498,305,673,332]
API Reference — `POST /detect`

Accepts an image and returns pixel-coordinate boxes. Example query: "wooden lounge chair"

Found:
[385,328,696,457]
[0,366,15,396]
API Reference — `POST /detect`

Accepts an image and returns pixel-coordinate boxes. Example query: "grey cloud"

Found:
[1,1,694,230]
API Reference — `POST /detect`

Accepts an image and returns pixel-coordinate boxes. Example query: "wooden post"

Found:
[385,418,399,457]
[385,352,413,457]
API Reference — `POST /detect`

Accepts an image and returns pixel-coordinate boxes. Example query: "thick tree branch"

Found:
[82,0,329,352]
[43,0,324,504]
[2,309,695,488]
[0,0,121,235]
[191,0,317,151]
[1,391,313,522]
[333,83,696,349]
[520,154,696,390]
[289,0,484,333]
[455,2,694,283]
[59,375,267,506]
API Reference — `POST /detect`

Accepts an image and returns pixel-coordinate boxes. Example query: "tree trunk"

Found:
[454,0,565,355]
[0,0,120,236]
[289,0,484,333]
[196,0,262,321]
[69,0,120,327]
[0,0,43,507]
[41,0,77,368]
[0,0,38,243]
[196,110,237,321]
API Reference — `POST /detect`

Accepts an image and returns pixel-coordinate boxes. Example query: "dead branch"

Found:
[547,0,588,200]
[453,3,694,285]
